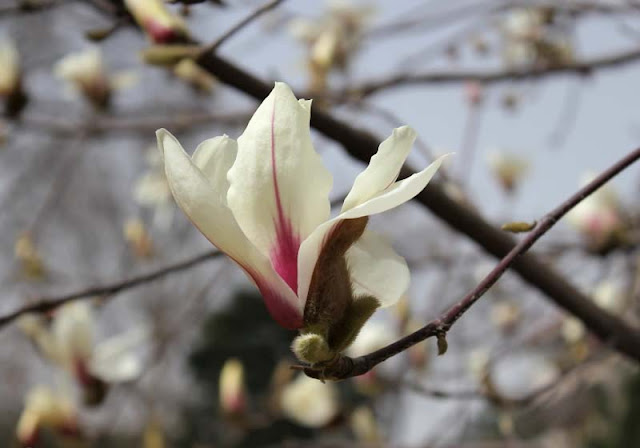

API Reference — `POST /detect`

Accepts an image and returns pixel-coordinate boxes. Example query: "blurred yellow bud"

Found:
[0,39,20,97]
[487,151,530,193]
[14,231,46,280]
[143,418,165,448]
[350,406,381,443]
[219,358,247,416]
[124,218,154,259]
[490,301,521,333]
[173,58,217,92]
[140,45,201,66]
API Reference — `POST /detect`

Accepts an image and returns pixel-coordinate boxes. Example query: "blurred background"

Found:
[0,0,639,446]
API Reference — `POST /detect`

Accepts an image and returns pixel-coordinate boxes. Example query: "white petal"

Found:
[346,231,409,307]
[192,134,237,202]
[341,126,416,212]
[297,155,448,303]
[52,302,95,368]
[157,129,304,328]
[89,327,149,383]
[227,82,333,294]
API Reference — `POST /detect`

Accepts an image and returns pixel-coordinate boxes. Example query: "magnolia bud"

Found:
[350,406,381,443]
[219,358,247,417]
[0,39,27,117]
[124,0,190,44]
[487,151,530,193]
[173,58,217,92]
[124,218,154,259]
[54,48,112,109]
[14,231,45,280]
[140,45,201,66]
[292,333,333,365]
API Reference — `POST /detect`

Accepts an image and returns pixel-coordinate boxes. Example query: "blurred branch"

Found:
[0,0,70,15]
[11,110,251,136]
[0,250,221,330]
[192,52,640,362]
[336,46,640,98]
[301,147,640,378]
[198,0,284,55]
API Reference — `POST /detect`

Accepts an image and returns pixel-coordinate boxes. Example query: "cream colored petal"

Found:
[227,82,333,294]
[192,134,237,205]
[341,126,416,212]
[346,231,409,307]
[297,154,448,303]
[158,129,303,328]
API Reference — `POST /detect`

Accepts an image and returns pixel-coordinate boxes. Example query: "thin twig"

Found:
[198,0,283,56]
[0,251,221,329]
[302,147,640,379]
[336,46,640,97]
[13,110,250,136]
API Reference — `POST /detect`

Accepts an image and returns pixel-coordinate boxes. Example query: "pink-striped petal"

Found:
[226,83,333,294]
[157,129,303,328]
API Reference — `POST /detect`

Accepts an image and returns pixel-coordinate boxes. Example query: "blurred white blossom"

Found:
[54,47,135,108]
[280,374,339,427]
[16,385,80,446]
[289,0,373,92]
[487,151,530,193]
[18,302,148,404]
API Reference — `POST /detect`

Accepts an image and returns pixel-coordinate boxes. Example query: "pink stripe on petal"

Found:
[252,272,303,329]
[268,99,301,293]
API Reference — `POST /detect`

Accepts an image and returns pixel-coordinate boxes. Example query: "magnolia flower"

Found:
[280,373,339,427]
[134,146,175,229]
[487,151,530,193]
[16,386,80,447]
[18,302,147,405]
[501,7,573,69]
[157,82,446,366]
[124,0,189,44]
[566,174,627,252]
[54,48,130,109]
[289,0,373,92]
[219,358,247,416]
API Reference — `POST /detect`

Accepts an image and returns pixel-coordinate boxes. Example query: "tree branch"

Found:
[194,52,640,363]
[198,0,283,56]
[0,250,221,329]
[335,47,640,97]
[302,147,640,379]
